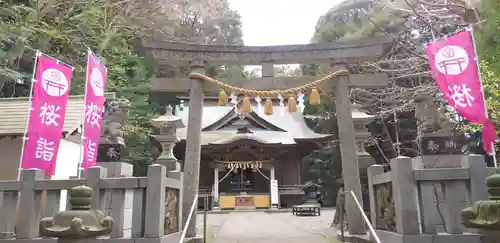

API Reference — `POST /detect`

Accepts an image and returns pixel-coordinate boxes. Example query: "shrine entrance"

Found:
[214,160,276,210]
[146,38,391,236]
[222,162,267,192]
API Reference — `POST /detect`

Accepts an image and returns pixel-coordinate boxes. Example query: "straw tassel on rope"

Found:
[187,70,349,110]
[241,96,252,113]
[288,96,297,112]
[264,99,273,115]
[218,89,228,106]
[309,88,321,105]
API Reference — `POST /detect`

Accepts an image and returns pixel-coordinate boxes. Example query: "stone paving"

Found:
[196,208,337,243]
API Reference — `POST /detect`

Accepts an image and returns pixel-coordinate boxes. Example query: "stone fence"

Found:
[367,155,492,243]
[0,164,181,243]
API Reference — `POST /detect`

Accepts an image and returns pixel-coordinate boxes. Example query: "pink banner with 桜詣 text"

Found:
[22,55,74,175]
[426,31,496,153]
[82,52,107,171]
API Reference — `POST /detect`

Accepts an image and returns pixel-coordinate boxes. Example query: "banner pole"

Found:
[18,51,42,180]
[78,49,92,178]
[469,26,498,167]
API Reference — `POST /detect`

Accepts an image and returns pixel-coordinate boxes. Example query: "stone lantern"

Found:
[152,105,185,171]
[352,103,376,170]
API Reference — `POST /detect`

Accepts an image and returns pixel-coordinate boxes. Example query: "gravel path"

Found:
[196,208,337,243]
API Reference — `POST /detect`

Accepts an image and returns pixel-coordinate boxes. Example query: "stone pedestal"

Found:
[97,143,124,163]
[97,162,134,238]
[413,131,463,169]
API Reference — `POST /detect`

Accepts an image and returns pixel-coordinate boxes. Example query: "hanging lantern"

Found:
[264,99,273,115]
[240,96,252,114]
[288,96,297,112]
[218,89,228,106]
[309,88,321,105]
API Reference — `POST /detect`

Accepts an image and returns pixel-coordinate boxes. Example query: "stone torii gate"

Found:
[143,38,390,237]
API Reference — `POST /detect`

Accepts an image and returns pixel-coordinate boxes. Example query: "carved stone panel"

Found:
[375,183,396,231]
[164,188,179,234]
[420,136,462,155]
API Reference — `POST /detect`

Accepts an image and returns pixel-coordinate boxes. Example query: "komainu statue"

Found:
[414,94,453,133]
[462,173,500,230]
[101,98,131,145]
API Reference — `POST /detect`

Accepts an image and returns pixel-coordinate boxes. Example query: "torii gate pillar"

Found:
[333,62,365,234]
[181,60,205,238]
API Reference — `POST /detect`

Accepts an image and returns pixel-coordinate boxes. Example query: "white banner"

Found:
[270,179,279,205]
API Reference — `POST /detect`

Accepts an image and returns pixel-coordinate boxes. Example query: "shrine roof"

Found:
[176,105,332,145]
[0,93,115,136]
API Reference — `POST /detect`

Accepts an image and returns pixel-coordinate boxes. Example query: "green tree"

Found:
[0,0,245,175]
[476,0,500,72]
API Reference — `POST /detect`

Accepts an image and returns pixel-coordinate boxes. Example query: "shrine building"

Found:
[172,96,375,210]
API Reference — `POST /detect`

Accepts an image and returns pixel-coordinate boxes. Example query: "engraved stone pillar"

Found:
[152,105,185,171]
[95,162,132,237]
[182,60,205,238]
[333,63,365,234]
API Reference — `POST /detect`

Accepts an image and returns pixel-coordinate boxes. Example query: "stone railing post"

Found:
[95,163,132,238]
[86,166,107,210]
[390,156,420,234]
[17,169,44,239]
[367,165,384,228]
[145,164,167,237]
[462,154,488,202]
[0,190,17,239]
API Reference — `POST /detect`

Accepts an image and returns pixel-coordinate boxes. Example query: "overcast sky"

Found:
[228,0,343,46]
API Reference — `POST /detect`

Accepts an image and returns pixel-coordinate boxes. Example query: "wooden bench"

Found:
[292,204,321,216]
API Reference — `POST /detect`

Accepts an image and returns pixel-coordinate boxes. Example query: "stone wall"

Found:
[367,155,489,243]
[0,164,182,243]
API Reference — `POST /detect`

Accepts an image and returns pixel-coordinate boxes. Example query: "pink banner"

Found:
[22,55,73,175]
[426,31,496,153]
[82,53,107,171]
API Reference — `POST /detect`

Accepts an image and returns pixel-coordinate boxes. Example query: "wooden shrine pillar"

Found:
[182,60,205,238]
[333,62,365,234]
